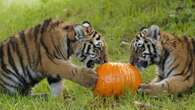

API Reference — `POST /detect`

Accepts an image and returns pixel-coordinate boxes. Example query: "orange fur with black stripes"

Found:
[0,19,108,96]
[130,25,195,95]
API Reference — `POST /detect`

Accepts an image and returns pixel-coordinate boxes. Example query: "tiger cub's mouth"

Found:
[86,59,103,68]
[135,60,148,68]
[86,60,95,68]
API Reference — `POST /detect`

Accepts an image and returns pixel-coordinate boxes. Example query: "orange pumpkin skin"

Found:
[94,62,142,96]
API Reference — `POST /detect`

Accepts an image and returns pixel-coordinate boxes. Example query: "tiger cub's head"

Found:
[39,19,107,68]
[129,25,163,71]
[72,21,108,68]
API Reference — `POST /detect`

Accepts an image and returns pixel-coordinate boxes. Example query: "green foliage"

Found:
[0,0,195,110]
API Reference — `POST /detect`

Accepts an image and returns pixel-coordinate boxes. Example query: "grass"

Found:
[0,0,195,109]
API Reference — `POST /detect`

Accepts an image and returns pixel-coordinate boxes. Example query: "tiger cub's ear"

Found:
[148,25,160,41]
[82,21,93,34]
[82,21,91,27]
[139,26,147,31]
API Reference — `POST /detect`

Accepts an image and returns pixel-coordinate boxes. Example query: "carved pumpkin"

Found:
[94,62,142,96]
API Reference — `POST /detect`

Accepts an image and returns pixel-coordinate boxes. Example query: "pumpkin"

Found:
[94,62,142,96]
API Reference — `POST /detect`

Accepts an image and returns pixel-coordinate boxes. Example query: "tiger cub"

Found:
[0,19,108,96]
[130,25,195,95]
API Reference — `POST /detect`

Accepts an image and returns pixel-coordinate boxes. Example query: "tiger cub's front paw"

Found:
[138,83,158,96]
[79,68,98,88]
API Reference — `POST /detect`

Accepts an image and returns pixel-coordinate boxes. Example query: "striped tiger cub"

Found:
[0,19,108,96]
[130,25,195,95]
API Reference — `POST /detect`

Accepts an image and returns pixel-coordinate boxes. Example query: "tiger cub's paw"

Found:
[79,68,98,88]
[138,83,158,96]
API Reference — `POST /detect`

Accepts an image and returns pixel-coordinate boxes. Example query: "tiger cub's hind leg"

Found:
[47,76,64,96]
